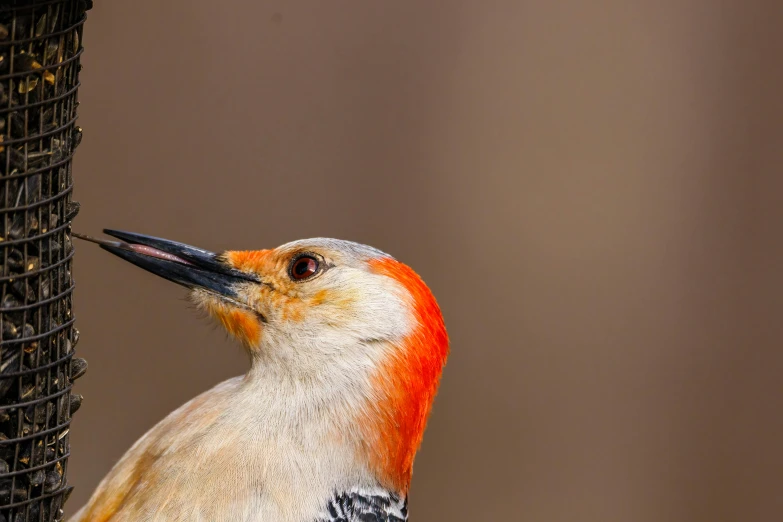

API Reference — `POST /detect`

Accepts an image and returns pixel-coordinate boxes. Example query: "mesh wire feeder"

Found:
[0,1,92,520]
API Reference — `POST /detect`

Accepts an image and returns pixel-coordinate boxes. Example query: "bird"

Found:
[68,229,449,522]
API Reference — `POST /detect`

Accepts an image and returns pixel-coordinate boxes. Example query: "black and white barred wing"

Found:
[318,488,408,522]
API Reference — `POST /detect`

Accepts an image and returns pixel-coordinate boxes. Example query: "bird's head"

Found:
[77,229,449,491]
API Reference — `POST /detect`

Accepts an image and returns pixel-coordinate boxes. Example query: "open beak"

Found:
[73,229,259,300]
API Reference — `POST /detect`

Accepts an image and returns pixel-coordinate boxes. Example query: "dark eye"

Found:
[290,255,319,280]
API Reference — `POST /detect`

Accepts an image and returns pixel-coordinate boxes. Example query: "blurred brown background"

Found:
[66,1,782,521]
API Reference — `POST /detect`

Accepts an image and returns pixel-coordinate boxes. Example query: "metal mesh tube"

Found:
[0,1,92,520]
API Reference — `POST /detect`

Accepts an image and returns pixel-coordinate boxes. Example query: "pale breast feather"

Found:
[317,488,408,522]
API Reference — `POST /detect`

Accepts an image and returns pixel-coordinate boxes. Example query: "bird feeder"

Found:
[0,0,92,520]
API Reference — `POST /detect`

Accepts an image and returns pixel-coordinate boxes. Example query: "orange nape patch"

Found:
[363,257,449,494]
[203,299,261,347]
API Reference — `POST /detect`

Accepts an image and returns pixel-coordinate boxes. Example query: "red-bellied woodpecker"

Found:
[69,230,449,522]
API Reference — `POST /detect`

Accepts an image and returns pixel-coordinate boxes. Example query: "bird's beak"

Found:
[74,229,260,300]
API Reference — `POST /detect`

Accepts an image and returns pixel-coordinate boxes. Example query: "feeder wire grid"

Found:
[0,0,93,520]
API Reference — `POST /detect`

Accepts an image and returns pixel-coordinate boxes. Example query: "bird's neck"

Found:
[356,336,447,493]
[242,337,444,495]
[359,258,451,493]
[240,257,449,495]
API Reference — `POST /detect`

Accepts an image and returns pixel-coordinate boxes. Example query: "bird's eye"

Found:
[290,255,319,280]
